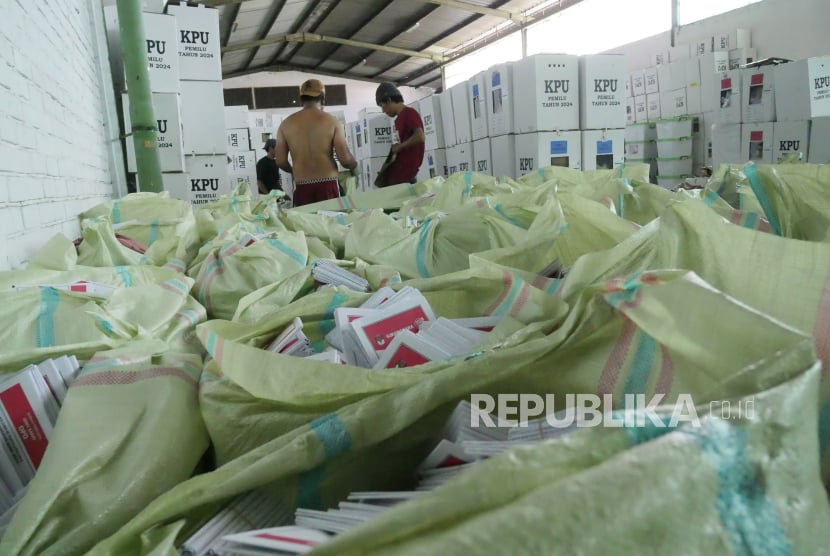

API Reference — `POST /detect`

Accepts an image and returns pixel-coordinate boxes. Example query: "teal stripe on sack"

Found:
[206,332,217,356]
[311,413,352,458]
[297,413,353,510]
[744,163,782,236]
[115,266,133,287]
[267,239,307,266]
[336,214,346,226]
[36,288,60,348]
[819,401,830,457]
[744,212,758,230]
[231,196,239,213]
[462,172,472,198]
[320,292,349,335]
[297,465,326,510]
[546,278,563,295]
[112,201,121,224]
[148,220,160,246]
[407,182,416,196]
[704,190,720,206]
[493,278,522,317]
[623,332,657,396]
[624,415,674,445]
[415,219,433,278]
[690,420,792,556]
[624,417,793,556]
[493,204,524,228]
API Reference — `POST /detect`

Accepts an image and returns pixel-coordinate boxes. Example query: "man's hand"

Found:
[350,167,360,178]
[390,143,402,154]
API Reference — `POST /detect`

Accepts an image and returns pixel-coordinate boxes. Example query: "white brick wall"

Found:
[0,0,119,269]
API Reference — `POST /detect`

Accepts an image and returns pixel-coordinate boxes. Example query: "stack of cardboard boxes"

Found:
[413,52,627,183]
[224,106,257,195]
[349,107,396,192]
[710,56,830,169]
[624,28,756,182]
[106,2,229,205]
[167,3,228,205]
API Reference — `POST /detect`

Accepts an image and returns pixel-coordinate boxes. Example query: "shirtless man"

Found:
[275,79,358,207]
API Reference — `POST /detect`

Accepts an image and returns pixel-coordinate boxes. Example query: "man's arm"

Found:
[332,121,357,170]
[391,127,425,154]
[275,126,293,174]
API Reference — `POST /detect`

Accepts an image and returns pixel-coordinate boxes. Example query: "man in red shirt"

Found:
[375,82,425,185]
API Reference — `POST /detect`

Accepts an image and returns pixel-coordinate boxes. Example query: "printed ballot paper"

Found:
[0,356,82,525]
[263,286,503,370]
[197,397,581,554]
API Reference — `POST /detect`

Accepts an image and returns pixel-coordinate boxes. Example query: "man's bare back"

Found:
[275,106,357,182]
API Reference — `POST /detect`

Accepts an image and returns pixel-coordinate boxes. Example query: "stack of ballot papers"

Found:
[329,287,501,369]
[180,490,293,556]
[311,260,369,292]
[205,400,551,555]
[0,356,82,532]
[264,287,502,369]
[10,281,115,298]
[266,318,314,358]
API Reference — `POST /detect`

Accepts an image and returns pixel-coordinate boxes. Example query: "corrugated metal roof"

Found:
[213,0,574,90]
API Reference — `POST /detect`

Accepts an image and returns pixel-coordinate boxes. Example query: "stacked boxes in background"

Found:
[224,106,257,196]
[512,53,583,177]
[107,3,230,205]
[579,54,626,171]
[623,28,759,186]
[104,7,189,193]
[625,122,657,180]
[486,63,516,179]
[167,3,229,205]
[655,117,696,188]
[418,94,448,182]
[354,106,394,192]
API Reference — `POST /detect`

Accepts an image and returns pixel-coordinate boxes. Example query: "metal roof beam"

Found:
[425,0,527,24]
[224,33,445,64]
[219,3,241,48]
[223,62,388,83]
[308,0,397,71]
[240,0,287,72]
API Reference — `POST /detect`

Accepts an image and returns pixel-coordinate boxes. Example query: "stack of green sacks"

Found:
[0,162,829,555]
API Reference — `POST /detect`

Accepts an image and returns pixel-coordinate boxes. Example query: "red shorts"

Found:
[293,177,340,207]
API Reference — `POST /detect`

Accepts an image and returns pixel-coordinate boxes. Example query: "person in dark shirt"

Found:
[256,138,282,195]
[375,82,425,185]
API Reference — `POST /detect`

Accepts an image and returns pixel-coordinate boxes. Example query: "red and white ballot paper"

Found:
[341,287,437,367]
[0,356,81,515]
[10,281,115,298]
[216,526,331,555]
[263,286,502,370]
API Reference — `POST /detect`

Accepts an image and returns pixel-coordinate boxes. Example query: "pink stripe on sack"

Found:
[654,345,675,395]
[212,334,226,365]
[730,211,743,225]
[532,275,550,290]
[74,367,198,388]
[597,318,638,396]
[160,281,187,298]
[484,270,513,315]
[509,283,531,318]
[813,268,830,376]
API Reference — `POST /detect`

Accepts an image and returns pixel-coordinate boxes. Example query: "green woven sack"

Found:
[0,344,209,556]
[75,268,828,556]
